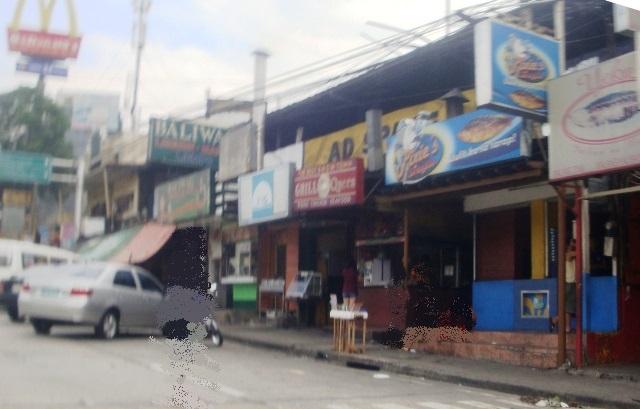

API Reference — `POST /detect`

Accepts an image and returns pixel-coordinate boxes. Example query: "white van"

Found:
[0,239,77,281]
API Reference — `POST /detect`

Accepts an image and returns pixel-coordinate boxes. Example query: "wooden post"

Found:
[557,187,567,366]
[403,207,410,273]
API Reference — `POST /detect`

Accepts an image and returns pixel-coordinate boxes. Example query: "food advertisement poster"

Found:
[521,290,549,319]
[549,52,640,181]
[475,19,560,117]
[385,108,527,185]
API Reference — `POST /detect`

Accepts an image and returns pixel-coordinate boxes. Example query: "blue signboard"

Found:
[16,57,68,77]
[251,171,274,220]
[238,164,294,226]
[475,19,560,117]
[385,109,527,185]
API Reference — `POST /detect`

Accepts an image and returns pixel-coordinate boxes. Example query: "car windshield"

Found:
[0,250,11,267]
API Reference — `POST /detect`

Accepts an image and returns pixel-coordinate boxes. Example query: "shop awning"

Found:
[77,226,142,261]
[111,223,176,264]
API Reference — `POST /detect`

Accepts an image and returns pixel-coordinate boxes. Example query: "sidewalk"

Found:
[222,323,640,409]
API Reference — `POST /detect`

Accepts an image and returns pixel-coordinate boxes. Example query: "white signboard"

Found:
[218,123,257,181]
[238,164,294,226]
[263,142,304,170]
[549,52,640,181]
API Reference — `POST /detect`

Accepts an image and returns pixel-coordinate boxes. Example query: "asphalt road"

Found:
[0,313,591,409]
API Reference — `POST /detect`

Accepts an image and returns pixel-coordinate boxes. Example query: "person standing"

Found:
[341,259,359,310]
[564,239,577,332]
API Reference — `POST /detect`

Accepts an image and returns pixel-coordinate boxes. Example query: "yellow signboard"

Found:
[303,90,476,167]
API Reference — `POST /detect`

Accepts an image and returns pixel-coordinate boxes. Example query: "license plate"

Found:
[11,284,21,294]
[40,287,60,297]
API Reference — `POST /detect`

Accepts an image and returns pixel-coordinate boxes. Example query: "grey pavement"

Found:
[221,323,640,409]
[0,313,593,409]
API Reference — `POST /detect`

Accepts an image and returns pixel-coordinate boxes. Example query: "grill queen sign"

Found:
[148,117,225,168]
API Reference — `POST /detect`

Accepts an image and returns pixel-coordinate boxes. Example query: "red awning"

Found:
[111,222,175,264]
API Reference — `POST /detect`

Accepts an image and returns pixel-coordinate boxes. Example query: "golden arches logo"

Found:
[7,0,81,60]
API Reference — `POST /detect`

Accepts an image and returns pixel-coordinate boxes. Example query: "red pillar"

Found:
[574,187,584,368]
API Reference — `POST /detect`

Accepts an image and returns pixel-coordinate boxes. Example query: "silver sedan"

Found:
[18,262,164,339]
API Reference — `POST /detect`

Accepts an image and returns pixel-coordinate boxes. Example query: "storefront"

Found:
[548,51,640,365]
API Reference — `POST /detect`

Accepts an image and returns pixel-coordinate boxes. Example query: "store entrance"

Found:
[406,199,474,329]
[299,225,351,327]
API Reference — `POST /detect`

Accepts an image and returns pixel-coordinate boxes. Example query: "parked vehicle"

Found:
[0,239,77,322]
[18,262,164,339]
[205,283,223,346]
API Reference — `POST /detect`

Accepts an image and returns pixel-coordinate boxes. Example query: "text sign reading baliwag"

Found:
[293,159,364,211]
[148,117,225,168]
[549,52,640,181]
[385,109,527,185]
[475,19,560,117]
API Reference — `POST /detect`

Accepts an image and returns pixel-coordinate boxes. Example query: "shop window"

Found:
[90,202,106,217]
[221,243,236,277]
[275,244,286,278]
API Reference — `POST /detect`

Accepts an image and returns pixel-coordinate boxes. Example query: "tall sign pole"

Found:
[130,0,151,134]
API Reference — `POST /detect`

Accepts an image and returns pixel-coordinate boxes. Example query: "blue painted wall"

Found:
[473,278,556,332]
[474,276,618,333]
[583,274,618,333]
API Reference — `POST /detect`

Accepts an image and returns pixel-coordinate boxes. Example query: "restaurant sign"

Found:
[153,169,214,223]
[148,117,225,168]
[475,19,560,117]
[549,52,640,181]
[385,109,527,185]
[293,159,364,211]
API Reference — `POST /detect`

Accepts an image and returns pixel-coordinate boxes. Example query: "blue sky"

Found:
[1,0,487,127]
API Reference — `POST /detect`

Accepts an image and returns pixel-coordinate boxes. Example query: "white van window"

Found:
[50,257,68,265]
[22,253,48,269]
[0,250,11,267]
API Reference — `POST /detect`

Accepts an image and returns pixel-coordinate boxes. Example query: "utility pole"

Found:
[130,0,151,134]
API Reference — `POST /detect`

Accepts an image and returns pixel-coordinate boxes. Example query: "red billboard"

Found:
[294,159,364,211]
[7,29,81,60]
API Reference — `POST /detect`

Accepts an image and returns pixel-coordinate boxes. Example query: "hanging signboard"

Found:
[475,19,560,118]
[385,109,527,185]
[549,52,640,181]
[153,169,214,223]
[238,164,294,226]
[0,151,51,185]
[148,117,225,168]
[293,159,364,211]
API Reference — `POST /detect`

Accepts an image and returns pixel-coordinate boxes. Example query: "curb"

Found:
[224,332,638,409]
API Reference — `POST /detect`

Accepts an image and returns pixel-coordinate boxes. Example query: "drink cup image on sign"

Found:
[253,181,273,210]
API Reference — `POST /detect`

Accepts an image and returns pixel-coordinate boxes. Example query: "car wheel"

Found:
[31,319,52,335]
[95,310,119,340]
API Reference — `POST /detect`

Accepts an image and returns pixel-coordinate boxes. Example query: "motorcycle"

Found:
[205,283,223,347]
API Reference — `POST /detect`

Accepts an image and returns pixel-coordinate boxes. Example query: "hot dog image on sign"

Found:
[385,109,527,185]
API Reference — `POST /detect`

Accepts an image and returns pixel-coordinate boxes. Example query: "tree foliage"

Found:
[0,87,73,158]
